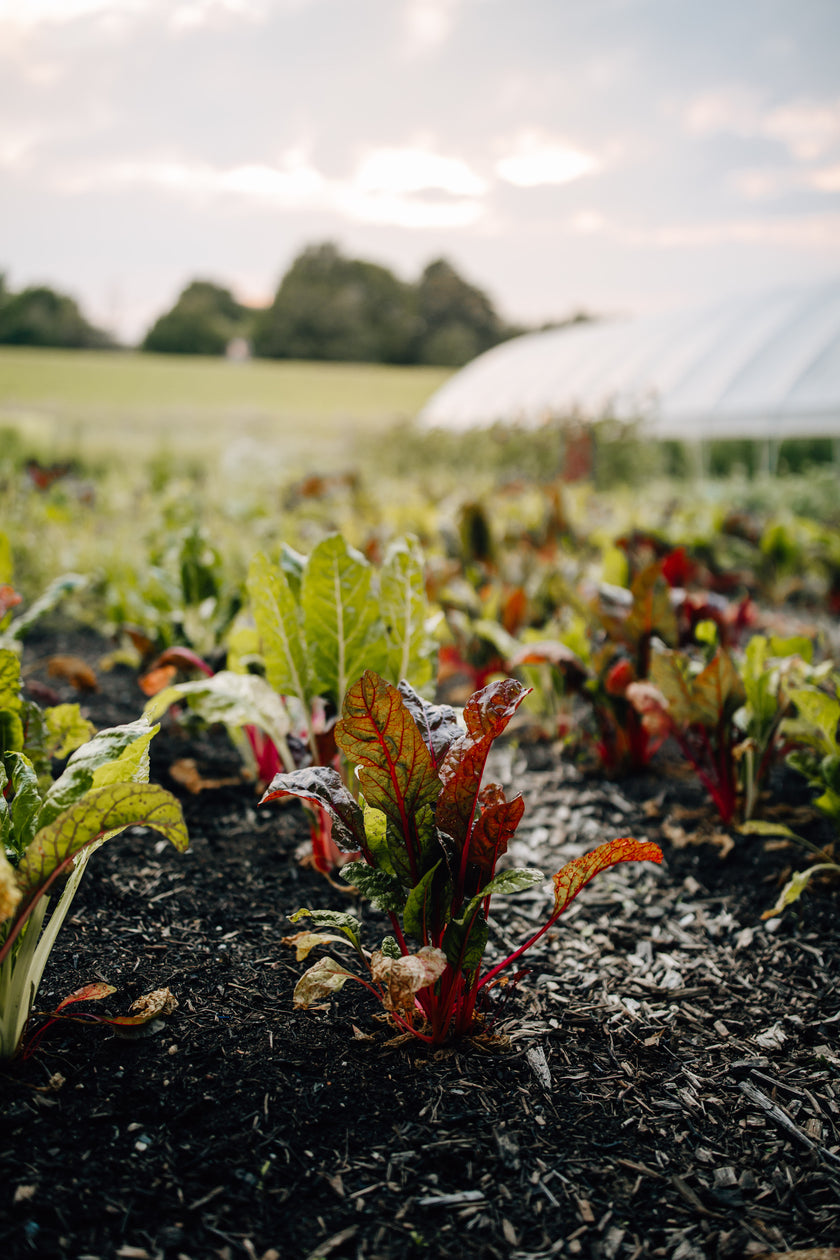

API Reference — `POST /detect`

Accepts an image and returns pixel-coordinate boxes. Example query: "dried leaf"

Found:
[370,945,447,1013]
[47,655,98,692]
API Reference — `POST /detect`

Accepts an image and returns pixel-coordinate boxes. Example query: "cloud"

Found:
[686,88,840,162]
[353,147,486,197]
[402,0,462,53]
[0,0,269,30]
[45,144,487,230]
[495,132,600,188]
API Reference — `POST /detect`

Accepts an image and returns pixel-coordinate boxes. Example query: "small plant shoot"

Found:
[263,670,661,1044]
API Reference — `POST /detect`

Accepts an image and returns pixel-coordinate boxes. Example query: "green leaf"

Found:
[339,860,406,914]
[442,912,488,972]
[7,753,42,856]
[301,535,387,709]
[403,862,442,941]
[790,687,840,754]
[247,551,311,711]
[738,819,801,840]
[4,573,88,641]
[476,866,545,900]
[44,705,96,760]
[144,670,290,752]
[761,863,840,919]
[39,719,159,831]
[380,535,434,693]
[0,783,188,963]
[0,649,22,712]
[288,907,363,951]
[379,936,401,959]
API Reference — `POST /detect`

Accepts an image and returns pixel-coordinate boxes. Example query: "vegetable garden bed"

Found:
[2,623,838,1260]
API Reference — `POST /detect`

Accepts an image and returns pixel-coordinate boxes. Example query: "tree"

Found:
[142,281,253,356]
[412,258,516,366]
[252,243,417,363]
[0,284,112,349]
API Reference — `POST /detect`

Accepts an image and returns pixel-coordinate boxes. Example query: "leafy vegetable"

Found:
[265,670,661,1044]
[628,645,745,823]
[0,678,188,1059]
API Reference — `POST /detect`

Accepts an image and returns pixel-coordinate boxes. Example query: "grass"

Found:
[0,347,453,472]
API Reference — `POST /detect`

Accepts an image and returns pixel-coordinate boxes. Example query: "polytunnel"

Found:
[417,282,840,444]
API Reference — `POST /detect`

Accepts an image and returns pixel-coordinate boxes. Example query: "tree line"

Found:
[141,244,526,367]
[0,245,590,367]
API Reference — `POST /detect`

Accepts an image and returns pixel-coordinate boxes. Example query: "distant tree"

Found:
[253,243,418,363]
[0,284,112,349]
[142,280,253,356]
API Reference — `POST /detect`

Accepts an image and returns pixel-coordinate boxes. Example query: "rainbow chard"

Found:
[263,670,661,1045]
[0,675,188,1059]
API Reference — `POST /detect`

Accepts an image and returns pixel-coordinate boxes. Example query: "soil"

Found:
[2,621,839,1260]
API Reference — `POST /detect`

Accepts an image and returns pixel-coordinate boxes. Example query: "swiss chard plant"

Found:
[0,652,188,1059]
[263,670,662,1044]
[627,644,746,824]
[144,533,436,874]
[733,634,816,819]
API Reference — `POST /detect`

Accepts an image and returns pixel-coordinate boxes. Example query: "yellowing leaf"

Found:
[293,956,357,1007]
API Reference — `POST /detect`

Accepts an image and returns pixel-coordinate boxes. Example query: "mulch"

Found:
[1,622,839,1260]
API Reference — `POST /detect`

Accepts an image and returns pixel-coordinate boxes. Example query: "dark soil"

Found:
[2,622,839,1260]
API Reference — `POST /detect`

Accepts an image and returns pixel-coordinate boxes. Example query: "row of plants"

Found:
[2,467,839,1059]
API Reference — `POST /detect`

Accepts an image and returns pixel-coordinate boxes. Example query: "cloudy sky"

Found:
[2,0,839,344]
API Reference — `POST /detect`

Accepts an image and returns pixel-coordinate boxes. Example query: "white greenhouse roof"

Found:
[418,282,840,441]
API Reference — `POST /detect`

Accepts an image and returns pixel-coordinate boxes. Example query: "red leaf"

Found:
[552,837,662,918]
[437,679,529,852]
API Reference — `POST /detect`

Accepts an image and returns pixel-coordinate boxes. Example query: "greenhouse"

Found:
[418,281,840,444]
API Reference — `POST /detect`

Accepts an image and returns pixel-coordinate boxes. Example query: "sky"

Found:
[2,0,840,345]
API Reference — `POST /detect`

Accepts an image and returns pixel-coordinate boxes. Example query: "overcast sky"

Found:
[2,0,839,344]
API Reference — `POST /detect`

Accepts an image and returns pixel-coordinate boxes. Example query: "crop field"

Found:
[2,344,840,1258]
[0,346,453,471]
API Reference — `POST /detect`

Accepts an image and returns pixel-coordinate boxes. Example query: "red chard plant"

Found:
[263,670,662,1044]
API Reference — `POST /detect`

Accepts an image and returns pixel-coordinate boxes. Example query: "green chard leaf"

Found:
[301,535,388,709]
[39,719,159,830]
[288,907,363,951]
[442,912,488,973]
[403,861,443,941]
[247,551,312,711]
[261,766,366,853]
[44,705,96,761]
[340,860,406,914]
[380,535,434,693]
[144,670,290,754]
[0,782,188,963]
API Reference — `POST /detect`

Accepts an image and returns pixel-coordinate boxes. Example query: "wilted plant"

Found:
[0,650,188,1059]
[263,670,661,1044]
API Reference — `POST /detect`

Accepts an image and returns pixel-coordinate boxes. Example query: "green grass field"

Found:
[0,347,453,473]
